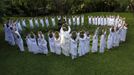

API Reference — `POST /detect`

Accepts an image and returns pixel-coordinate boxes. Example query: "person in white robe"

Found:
[7,27,15,46]
[34,18,39,27]
[77,16,80,26]
[107,27,114,49]
[26,34,32,52]
[78,31,86,56]
[91,34,98,53]
[37,31,48,54]
[85,32,90,54]
[29,18,34,29]
[40,18,45,27]
[22,19,26,28]
[70,31,78,59]
[99,31,106,53]
[120,25,127,42]
[51,17,56,26]
[16,21,22,33]
[57,16,61,20]
[60,25,71,56]
[88,16,92,25]
[48,31,55,53]
[14,30,24,52]
[29,32,39,54]
[72,16,76,25]
[81,15,84,25]
[45,17,49,27]
[68,18,72,26]
[91,28,99,53]
[54,31,61,55]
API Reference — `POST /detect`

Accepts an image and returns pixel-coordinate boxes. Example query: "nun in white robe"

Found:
[107,28,114,49]
[68,18,72,26]
[22,19,26,28]
[14,31,24,52]
[91,34,98,53]
[34,18,39,27]
[51,17,56,26]
[37,34,48,54]
[26,34,32,52]
[54,33,61,55]
[48,33,55,53]
[45,17,49,27]
[70,33,78,59]
[81,15,84,25]
[29,18,34,29]
[60,26,71,56]
[7,27,15,46]
[78,33,86,56]
[85,33,90,54]
[40,18,45,27]
[17,21,22,32]
[88,16,92,25]
[99,33,106,53]
[77,16,80,26]
[29,34,39,54]
[121,26,127,42]
[72,16,76,25]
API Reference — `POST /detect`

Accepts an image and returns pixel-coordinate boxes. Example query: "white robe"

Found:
[22,20,26,28]
[26,35,32,52]
[48,36,55,53]
[91,34,98,53]
[29,37,39,54]
[38,37,48,54]
[60,26,71,56]
[81,15,84,25]
[45,18,49,27]
[85,35,90,54]
[88,16,92,25]
[72,16,76,25]
[17,22,22,32]
[54,37,61,55]
[78,36,86,56]
[29,19,34,29]
[70,38,78,59]
[68,18,72,25]
[35,19,39,27]
[51,18,56,26]
[14,31,24,52]
[77,16,80,26]
[99,34,105,53]
[40,19,44,27]
[7,27,15,46]
[121,26,127,42]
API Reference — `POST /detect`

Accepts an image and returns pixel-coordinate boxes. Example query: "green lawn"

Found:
[0,12,134,75]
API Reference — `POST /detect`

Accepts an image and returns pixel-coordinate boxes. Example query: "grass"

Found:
[0,12,134,75]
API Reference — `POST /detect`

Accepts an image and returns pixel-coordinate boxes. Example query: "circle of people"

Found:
[4,15,128,59]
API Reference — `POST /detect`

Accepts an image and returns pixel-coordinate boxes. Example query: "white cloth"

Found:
[54,37,61,55]
[29,19,34,29]
[45,18,49,27]
[85,35,90,54]
[48,36,55,53]
[99,34,105,53]
[35,19,39,27]
[14,31,24,52]
[51,17,56,26]
[91,34,98,53]
[40,19,44,27]
[78,36,86,56]
[38,37,48,54]
[60,26,71,56]
[70,38,78,59]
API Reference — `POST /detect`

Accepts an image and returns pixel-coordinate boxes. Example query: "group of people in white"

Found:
[3,15,128,59]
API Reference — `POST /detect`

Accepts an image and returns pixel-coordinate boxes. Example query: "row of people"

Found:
[8,15,125,32]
